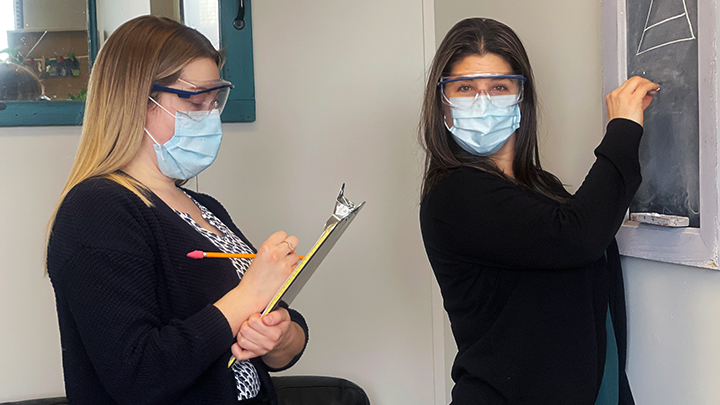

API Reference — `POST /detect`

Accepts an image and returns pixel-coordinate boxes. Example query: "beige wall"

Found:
[199,1,437,403]
[0,0,440,403]
[434,1,720,404]
[0,128,78,399]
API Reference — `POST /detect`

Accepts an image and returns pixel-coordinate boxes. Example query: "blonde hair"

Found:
[47,15,223,251]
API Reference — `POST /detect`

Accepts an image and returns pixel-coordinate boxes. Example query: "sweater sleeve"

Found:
[420,118,643,270]
[48,182,234,404]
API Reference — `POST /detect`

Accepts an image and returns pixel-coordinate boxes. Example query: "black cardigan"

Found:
[47,177,308,405]
[420,119,642,404]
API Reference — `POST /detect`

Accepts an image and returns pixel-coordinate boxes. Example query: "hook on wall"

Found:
[233,0,245,30]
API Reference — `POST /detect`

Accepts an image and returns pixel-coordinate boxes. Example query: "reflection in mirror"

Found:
[180,0,220,49]
[0,0,247,126]
[96,1,150,48]
[0,0,89,101]
[96,0,219,51]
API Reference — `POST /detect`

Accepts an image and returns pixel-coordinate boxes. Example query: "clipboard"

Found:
[262,184,365,316]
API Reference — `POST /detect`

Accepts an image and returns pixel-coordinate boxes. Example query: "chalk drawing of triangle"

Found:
[636,0,695,55]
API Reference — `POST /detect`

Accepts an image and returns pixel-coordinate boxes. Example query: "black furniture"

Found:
[274,376,370,405]
[0,375,370,405]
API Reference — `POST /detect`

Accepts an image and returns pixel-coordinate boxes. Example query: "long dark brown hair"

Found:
[420,18,567,201]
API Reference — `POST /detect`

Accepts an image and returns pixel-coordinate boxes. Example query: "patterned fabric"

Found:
[174,191,261,401]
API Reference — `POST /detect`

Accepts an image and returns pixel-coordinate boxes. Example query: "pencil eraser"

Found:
[630,212,689,227]
[187,250,205,259]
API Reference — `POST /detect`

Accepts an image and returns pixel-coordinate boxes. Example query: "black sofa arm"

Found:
[1,376,370,405]
[272,375,370,405]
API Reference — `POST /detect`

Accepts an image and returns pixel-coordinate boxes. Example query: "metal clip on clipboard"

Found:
[262,184,365,316]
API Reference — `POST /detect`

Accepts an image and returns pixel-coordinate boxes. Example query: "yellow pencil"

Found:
[187,250,304,260]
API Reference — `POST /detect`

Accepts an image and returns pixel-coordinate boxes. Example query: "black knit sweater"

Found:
[420,119,642,404]
[47,178,308,405]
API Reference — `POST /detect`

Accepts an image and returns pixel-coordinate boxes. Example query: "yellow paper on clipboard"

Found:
[261,184,365,316]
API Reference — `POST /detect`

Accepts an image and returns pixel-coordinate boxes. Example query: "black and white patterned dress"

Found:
[174,191,262,401]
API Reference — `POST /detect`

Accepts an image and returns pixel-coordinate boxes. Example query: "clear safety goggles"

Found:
[151,78,234,121]
[438,74,526,109]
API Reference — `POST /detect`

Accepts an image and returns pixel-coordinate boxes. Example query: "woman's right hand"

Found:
[214,231,300,335]
[606,76,659,126]
[240,231,300,305]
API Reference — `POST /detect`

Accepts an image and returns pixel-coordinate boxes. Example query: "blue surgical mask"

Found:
[445,95,521,156]
[145,98,223,180]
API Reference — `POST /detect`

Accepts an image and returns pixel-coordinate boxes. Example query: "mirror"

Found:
[0,0,89,101]
[96,0,219,50]
[0,0,254,126]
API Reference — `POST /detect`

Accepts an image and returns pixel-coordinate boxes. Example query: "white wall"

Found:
[434,1,720,404]
[0,1,441,403]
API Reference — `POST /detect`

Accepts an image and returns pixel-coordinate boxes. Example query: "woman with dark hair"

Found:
[419,18,657,404]
[47,16,307,404]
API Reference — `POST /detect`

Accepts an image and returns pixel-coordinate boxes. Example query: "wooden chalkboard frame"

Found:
[602,0,720,269]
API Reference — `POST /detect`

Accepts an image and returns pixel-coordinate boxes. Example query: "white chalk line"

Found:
[636,0,655,55]
[636,0,696,56]
[681,0,695,38]
[637,37,695,55]
[645,13,684,31]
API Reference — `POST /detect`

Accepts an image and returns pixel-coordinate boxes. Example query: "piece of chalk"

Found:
[630,212,689,227]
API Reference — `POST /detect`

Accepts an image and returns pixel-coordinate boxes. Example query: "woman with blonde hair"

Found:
[47,16,307,404]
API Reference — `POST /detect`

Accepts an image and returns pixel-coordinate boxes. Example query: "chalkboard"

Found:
[626,0,699,227]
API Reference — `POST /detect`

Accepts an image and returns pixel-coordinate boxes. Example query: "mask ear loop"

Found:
[145,96,177,145]
[443,116,453,131]
[440,89,455,132]
[144,128,161,145]
[148,96,175,118]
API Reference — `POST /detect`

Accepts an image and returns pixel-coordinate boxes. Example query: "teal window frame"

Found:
[0,0,255,127]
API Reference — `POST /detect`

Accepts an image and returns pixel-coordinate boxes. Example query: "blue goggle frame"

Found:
[151,82,234,99]
[150,79,234,119]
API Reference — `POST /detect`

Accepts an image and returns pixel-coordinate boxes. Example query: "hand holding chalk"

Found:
[606,76,660,126]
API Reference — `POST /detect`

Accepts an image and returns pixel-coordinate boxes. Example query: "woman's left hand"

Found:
[231,308,304,367]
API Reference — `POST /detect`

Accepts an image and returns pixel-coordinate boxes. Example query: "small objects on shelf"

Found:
[21,58,42,75]
[44,53,81,77]
[45,57,57,76]
[68,52,80,76]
